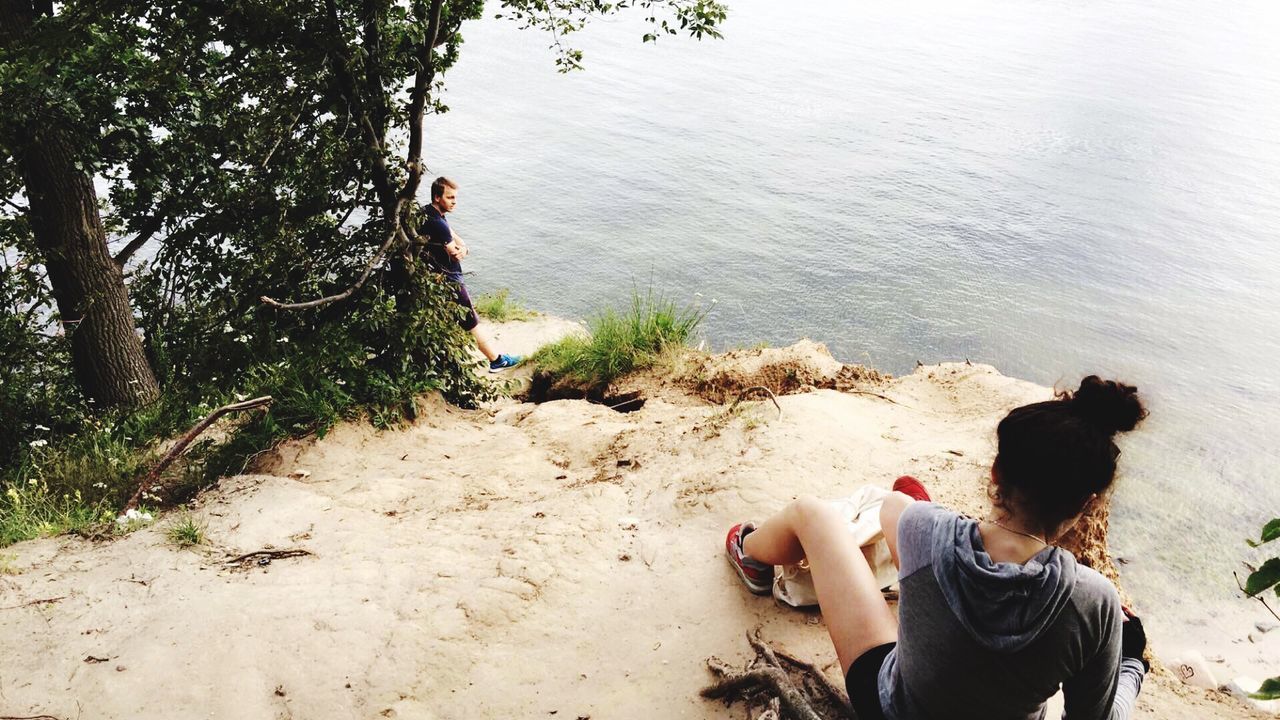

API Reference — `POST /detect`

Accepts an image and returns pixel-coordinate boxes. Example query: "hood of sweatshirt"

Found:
[932,513,1078,653]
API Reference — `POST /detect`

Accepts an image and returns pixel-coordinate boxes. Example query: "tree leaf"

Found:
[1247,518,1280,547]
[1245,558,1280,597]
[1250,677,1280,700]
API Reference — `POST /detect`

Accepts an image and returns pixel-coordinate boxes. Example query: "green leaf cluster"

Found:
[1241,519,1280,700]
[1245,519,1280,597]
[1,0,726,541]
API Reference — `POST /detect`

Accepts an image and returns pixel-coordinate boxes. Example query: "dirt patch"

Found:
[688,340,889,403]
[525,371,647,413]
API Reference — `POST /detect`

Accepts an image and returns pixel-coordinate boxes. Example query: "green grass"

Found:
[474,288,536,322]
[531,289,707,386]
[0,480,115,547]
[165,512,206,548]
[0,553,18,575]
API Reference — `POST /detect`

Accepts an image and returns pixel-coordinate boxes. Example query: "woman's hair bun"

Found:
[1069,375,1147,435]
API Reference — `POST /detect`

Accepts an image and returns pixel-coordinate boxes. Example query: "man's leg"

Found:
[742,496,898,674]
[470,325,499,362]
[453,282,498,361]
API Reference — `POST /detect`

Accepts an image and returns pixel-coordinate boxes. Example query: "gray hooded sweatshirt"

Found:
[878,503,1145,720]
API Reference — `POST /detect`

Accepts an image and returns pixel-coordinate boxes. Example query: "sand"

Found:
[0,317,1269,719]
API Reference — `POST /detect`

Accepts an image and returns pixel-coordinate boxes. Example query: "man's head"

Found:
[431,176,458,213]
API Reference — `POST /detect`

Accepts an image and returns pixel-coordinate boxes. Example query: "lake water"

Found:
[426,0,1280,654]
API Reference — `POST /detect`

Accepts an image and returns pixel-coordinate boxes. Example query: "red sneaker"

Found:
[893,475,931,502]
[725,522,774,595]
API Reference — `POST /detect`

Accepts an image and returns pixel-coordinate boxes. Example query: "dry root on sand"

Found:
[702,630,854,720]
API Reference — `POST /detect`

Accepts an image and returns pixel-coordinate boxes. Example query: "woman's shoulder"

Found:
[1065,561,1124,626]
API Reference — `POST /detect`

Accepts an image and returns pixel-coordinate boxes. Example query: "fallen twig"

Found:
[0,715,63,720]
[701,629,854,720]
[0,597,65,610]
[123,396,273,513]
[729,386,783,420]
[224,549,313,567]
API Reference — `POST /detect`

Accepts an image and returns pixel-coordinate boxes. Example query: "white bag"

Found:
[772,484,899,608]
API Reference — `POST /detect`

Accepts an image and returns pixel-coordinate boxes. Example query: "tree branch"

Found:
[400,0,446,205]
[259,199,405,310]
[111,212,164,267]
[123,395,273,513]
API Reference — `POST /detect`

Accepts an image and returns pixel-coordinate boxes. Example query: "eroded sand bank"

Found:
[0,318,1266,719]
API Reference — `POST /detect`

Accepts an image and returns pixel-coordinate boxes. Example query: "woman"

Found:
[724,376,1150,719]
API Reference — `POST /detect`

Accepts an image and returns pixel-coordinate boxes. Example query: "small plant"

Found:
[474,288,536,322]
[165,512,206,548]
[1,480,114,546]
[0,553,18,575]
[1241,518,1280,700]
[532,289,708,386]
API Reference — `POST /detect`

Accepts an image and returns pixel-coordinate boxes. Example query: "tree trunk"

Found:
[19,129,162,409]
[19,130,162,409]
[3,0,161,409]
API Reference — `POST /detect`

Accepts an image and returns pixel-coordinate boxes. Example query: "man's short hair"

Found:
[431,176,458,200]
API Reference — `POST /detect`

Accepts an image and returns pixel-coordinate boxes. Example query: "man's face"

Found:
[436,186,458,213]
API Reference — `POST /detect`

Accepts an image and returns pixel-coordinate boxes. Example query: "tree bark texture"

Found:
[19,129,162,408]
[3,0,160,409]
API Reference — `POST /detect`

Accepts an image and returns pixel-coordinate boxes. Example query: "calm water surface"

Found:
[426,0,1280,645]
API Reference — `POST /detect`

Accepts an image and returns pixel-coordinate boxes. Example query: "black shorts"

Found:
[452,281,479,331]
[845,642,894,720]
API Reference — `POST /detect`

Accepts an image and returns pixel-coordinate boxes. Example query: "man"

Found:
[418,176,522,372]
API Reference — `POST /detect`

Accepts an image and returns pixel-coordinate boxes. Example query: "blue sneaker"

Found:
[488,353,522,373]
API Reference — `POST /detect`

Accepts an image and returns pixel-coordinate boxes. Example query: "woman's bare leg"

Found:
[743,496,898,674]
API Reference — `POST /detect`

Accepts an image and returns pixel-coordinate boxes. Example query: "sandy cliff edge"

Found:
[0,316,1265,719]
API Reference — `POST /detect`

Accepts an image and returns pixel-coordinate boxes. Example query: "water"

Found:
[425,0,1280,649]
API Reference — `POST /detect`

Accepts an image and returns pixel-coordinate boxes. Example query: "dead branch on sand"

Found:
[729,386,783,420]
[224,549,313,569]
[123,396,273,513]
[0,596,66,611]
[702,630,854,720]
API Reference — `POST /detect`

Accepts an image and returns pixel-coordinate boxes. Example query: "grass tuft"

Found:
[0,480,115,547]
[165,512,206,548]
[532,289,707,386]
[474,288,536,322]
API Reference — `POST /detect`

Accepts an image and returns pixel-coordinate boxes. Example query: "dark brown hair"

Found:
[993,375,1148,532]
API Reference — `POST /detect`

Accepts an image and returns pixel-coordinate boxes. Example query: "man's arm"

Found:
[447,230,469,260]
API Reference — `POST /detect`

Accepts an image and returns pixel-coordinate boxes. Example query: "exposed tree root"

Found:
[702,630,855,720]
[224,549,313,570]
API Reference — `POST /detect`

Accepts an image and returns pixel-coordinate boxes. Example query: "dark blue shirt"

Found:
[419,205,463,282]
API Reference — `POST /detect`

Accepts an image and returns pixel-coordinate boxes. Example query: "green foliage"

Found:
[1241,518,1280,700]
[533,289,706,385]
[495,0,728,71]
[475,288,535,322]
[1,0,725,546]
[165,512,205,548]
[1245,558,1280,598]
[1247,518,1280,548]
[1252,678,1280,701]
[0,480,115,547]
[1245,517,1280,598]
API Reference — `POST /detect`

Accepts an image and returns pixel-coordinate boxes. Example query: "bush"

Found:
[0,270,500,548]
[532,289,707,386]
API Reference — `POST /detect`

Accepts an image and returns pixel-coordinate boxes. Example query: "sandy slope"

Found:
[0,319,1266,719]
